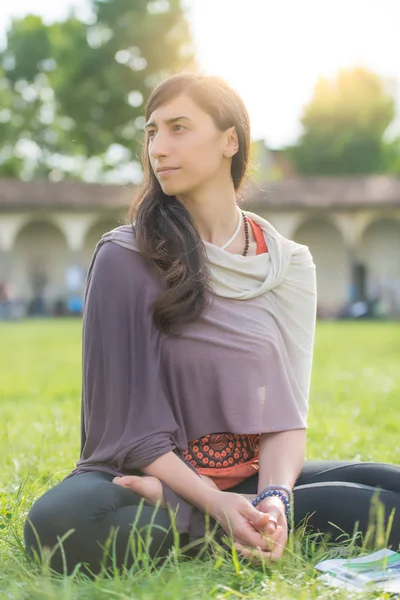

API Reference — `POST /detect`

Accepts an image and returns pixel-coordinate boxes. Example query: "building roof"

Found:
[0,179,135,211]
[0,175,400,210]
[245,175,400,209]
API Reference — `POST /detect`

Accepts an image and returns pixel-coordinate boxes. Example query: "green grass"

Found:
[1,319,399,599]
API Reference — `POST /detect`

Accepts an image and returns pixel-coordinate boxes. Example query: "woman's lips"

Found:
[157,167,180,177]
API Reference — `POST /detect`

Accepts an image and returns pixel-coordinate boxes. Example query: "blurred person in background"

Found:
[29,268,47,316]
[0,281,11,319]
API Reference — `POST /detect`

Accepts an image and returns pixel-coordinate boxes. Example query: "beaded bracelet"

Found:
[251,485,292,522]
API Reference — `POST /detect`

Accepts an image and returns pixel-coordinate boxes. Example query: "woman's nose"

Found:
[149,133,170,159]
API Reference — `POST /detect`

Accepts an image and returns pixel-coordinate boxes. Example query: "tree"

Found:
[0,0,195,180]
[288,67,397,175]
[383,136,400,174]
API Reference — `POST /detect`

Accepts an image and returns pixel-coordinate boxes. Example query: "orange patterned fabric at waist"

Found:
[181,432,260,490]
[197,459,260,490]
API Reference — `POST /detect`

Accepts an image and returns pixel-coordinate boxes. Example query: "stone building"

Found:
[0,175,399,318]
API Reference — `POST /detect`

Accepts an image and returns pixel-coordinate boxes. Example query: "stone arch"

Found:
[357,211,400,241]
[358,218,400,316]
[292,217,350,316]
[83,216,121,268]
[257,211,302,240]
[13,219,69,313]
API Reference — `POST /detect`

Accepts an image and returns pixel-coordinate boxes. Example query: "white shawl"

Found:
[204,210,317,405]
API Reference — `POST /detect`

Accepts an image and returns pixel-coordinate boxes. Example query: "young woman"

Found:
[24,74,400,575]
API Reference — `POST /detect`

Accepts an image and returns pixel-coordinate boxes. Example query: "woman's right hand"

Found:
[207,490,277,556]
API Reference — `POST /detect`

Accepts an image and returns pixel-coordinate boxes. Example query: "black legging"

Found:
[24,460,400,575]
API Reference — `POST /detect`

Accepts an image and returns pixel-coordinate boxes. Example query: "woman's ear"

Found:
[223,126,239,158]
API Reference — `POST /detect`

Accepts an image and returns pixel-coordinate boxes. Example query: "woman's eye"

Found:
[147,130,156,139]
[173,124,185,132]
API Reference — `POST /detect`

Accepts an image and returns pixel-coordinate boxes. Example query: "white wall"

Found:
[292,217,350,315]
[13,220,69,302]
[358,219,400,315]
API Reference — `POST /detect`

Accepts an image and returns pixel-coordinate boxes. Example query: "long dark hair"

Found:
[130,73,251,335]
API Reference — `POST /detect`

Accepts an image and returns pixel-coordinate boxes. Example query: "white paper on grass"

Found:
[315,548,400,593]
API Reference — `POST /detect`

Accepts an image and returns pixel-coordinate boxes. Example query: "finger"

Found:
[113,476,133,487]
[260,516,278,535]
[252,523,285,555]
[260,525,285,561]
[221,506,271,551]
[263,505,283,526]
[246,506,271,528]
[239,521,274,551]
[112,476,138,490]
[255,513,278,535]
[249,511,277,536]
[269,525,286,560]
[237,542,282,564]
[236,523,275,552]
[234,542,272,565]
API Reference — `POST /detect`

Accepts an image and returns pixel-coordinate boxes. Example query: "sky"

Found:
[0,0,400,147]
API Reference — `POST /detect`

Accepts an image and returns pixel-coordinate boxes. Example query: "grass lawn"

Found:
[0,319,399,599]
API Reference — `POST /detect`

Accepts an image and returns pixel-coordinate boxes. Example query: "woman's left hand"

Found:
[234,495,288,562]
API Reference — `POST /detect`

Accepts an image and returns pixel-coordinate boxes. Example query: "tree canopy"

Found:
[287,67,399,175]
[0,0,194,180]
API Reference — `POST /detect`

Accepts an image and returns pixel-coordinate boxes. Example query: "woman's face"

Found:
[146,94,234,196]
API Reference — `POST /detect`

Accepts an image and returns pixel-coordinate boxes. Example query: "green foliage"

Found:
[0,0,194,180]
[382,136,400,174]
[288,67,399,174]
[248,140,283,182]
[0,319,399,598]
[3,15,51,84]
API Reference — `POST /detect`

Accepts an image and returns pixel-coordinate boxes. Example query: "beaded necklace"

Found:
[242,211,250,256]
[219,208,249,256]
